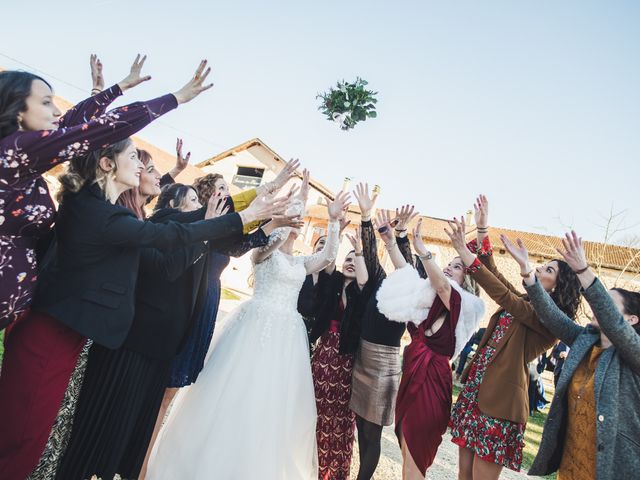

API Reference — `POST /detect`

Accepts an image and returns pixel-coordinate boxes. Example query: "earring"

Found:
[17,116,24,131]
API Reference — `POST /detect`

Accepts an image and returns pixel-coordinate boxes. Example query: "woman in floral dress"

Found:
[0,59,219,480]
[0,55,151,329]
[445,196,581,480]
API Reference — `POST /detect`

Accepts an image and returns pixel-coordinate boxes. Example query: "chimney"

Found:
[465,210,474,227]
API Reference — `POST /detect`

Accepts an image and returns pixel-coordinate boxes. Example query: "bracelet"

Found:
[394,228,407,232]
[574,265,589,274]
[520,269,534,278]
[91,88,101,95]
[355,252,363,257]
[476,227,489,232]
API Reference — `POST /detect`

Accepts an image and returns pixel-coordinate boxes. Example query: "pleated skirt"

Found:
[55,344,170,480]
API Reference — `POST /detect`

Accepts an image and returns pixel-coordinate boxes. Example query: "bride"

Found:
[147,173,351,480]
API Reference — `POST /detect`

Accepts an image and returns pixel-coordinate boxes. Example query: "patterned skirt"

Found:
[311,330,356,480]
[449,344,525,471]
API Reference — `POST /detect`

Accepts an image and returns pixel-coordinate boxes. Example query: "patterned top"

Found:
[558,345,604,480]
[0,86,178,327]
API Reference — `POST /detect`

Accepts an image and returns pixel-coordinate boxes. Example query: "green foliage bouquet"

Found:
[317,78,378,130]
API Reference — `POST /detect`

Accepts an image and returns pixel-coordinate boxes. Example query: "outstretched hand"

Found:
[274,158,301,194]
[473,194,489,229]
[346,227,363,254]
[205,193,229,220]
[500,235,530,270]
[173,60,214,104]
[445,216,477,267]
[394,204,419,232]
[373,209,394,245]
[118,54,152,91]
[556,231,589,272]
[353,182,378,219]
[411,218,428,257]
[90,54,104,91]
[294,168,310,204]
[175,138,191,172]
[326,191,351,221]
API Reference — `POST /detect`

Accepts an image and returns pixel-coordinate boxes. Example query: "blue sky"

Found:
[3,1,639,243]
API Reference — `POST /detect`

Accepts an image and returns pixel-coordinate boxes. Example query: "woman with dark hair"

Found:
[308,222,368,480]
[0,98,287,480]
[446,196,581,480]
[376,211,485,480]
[0,55,156,328]
[349,185,418,480]
[502,231,640,480]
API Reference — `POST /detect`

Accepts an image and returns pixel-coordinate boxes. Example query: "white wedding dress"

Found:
[147,219,339,480]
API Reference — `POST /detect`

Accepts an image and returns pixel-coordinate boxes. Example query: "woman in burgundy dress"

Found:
[0,60,224,480]
[0,55,152,329]
[309,227,368,480]
[376,213,485,479]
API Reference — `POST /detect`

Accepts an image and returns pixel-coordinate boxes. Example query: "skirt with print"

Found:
[449,343,525,471]
[311,330,356,480]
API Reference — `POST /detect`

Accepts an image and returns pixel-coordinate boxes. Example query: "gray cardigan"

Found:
[525,278,640,479]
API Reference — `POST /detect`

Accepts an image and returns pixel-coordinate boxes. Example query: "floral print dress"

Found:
[0,85,178,328]
[449,311,526,471]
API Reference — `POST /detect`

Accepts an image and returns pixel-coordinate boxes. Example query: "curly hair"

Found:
[611,287,640,335]
[549,259,582,319]
[57,138,132,202]
[0,71,52,138]
[116,149,152,220]
[193,173,224,205]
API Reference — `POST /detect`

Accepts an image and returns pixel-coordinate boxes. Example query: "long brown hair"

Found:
[116,149,152,220]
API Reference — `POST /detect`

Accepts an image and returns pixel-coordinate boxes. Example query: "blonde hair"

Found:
[57,138,132,203]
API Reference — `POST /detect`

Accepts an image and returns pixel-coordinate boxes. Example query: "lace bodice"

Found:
[252,250,308,310]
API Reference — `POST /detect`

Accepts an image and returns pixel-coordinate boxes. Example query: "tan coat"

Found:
[461,253,556,424]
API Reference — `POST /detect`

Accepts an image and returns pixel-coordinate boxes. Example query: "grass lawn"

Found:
[451,383,557,480]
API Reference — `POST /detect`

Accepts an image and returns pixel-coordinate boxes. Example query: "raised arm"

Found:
[354,182,384,282]
[1,60,213,186]
[304,191,351,275]
[346,227,369,289]
[412,218,456,309]
[374,209,407,271]
[61,54,151,128]
[446,217,548,334]
[557,231,640,373]
[501,234,583,344]
[104,191,288,250]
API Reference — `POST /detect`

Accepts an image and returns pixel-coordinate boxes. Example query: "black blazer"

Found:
[32,183,243,349]
[124,206,268,360]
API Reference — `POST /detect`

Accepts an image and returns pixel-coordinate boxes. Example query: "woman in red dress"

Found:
[376,213,485,479]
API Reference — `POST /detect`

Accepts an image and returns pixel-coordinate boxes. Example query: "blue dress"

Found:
[168,230,268,388]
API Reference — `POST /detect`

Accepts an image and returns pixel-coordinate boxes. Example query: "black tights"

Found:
[355,415,384,480]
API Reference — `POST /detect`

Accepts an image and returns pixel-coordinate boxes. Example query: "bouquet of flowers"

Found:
[317,78,378,130]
